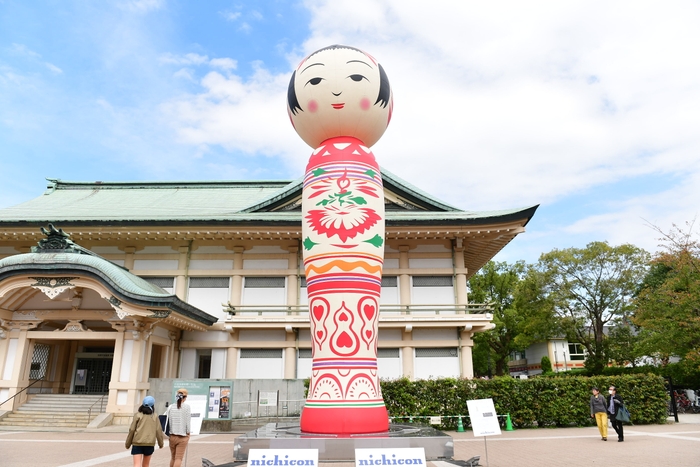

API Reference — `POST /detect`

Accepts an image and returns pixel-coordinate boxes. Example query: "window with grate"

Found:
[29,344,50,380]
[415,347,458,358]
[240,349,283,358]
[412,276,453,287]
[382,276,397,287]
[142,277,174,288]
[244,277,286,288]
[300,277,307,288]
[298,348,312,358]
[377,348,400,358]
[189,277,230,288]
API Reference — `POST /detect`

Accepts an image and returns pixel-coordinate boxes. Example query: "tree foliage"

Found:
[468,261,554,376]
[634,221,700,366]
[532,242,650,374]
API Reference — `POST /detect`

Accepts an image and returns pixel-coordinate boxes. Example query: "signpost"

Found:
[466,398,501,467]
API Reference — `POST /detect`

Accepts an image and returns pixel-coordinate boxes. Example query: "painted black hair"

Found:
[138,405,153,415]
[287,44,391,115]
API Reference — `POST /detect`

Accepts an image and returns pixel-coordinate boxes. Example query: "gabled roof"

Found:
[0,170,519,226]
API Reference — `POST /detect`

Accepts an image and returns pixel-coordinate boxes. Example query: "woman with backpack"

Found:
[125,395,164,467]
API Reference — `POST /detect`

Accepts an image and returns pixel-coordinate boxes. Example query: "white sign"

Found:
[248,449,318,467]
[355,448,426,467]
[466,398,502,437]
[429,416,442,425]
[259,391,278,406]
[187,395,207,436]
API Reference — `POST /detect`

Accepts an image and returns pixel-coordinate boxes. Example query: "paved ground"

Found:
[0,415,697,467]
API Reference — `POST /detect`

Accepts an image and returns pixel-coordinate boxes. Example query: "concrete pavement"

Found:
[0,415,697,467]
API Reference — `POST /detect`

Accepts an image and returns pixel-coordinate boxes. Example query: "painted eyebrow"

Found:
[347,60,373,69]
[300,62,325,74]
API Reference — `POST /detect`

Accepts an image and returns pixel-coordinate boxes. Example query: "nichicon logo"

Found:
[248,450,318,467]
[355,449,426,467]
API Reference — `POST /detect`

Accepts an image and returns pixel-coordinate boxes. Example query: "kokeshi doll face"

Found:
[288,45,393,148]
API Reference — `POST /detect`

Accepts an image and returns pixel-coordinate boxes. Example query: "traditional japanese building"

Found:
[0,170,537,425]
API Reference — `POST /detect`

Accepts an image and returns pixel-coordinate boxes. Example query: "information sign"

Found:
[466,398,501,437]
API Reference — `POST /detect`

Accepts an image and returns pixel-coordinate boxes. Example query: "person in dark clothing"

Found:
[607,386,624,442]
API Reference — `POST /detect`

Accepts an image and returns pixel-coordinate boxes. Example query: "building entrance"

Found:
[73,352,113,394]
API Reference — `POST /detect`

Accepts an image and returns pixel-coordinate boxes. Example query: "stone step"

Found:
[0,419,90,427]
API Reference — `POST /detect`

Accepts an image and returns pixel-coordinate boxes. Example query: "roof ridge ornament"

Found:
[34,224,75,251]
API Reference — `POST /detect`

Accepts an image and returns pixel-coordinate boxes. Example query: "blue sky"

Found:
[2,1,700,264]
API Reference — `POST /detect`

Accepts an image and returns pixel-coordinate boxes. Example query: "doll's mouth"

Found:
[331,103,345,109]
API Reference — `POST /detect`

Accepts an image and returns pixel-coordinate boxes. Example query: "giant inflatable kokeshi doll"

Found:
[288,45,393,434]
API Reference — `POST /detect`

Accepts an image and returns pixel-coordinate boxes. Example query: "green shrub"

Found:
[380,374,667,430]
[541,356,553,374]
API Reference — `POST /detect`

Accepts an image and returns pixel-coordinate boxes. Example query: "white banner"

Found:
[187,395,207,436]
[466,398,501,437]
[355,448,426,467]
[248,449,318,467]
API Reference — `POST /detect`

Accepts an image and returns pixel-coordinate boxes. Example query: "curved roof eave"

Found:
[0,255,217,326]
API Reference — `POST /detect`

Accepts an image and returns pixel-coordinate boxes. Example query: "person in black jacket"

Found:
[607,386,624,442]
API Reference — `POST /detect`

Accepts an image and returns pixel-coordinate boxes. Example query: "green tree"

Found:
[532,242,650,374]
[469,261,554,376]
[634,221,700,365]
[606,322,645,367]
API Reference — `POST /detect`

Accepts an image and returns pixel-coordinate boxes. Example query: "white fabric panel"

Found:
[188,287,230,321]
[242,259,289,270]
[133,259,178,270]
[241,288,286,306]
[380,285,399,306]
[189,260,233,270]
[119,340,133,382]
[383,258,399,269]
[299,285,308,305]
[193,246,230,253]
[297,353,312,379]
[180,349,197,379]
[238,357,283,378]
[210,349,227,379]
[414,354,460,379]
[411,286,454,305]
[378,329,402,341]
[377,355,402,380]
[2,339,18,380]
[408,258,452,269]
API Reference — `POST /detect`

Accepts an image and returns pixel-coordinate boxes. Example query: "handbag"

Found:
[616,405,631,423]
[159,406,171,436]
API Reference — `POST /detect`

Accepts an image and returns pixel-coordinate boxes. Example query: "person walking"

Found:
[608,386,625,442]
[125,395,164,467]
[590,387,608,440]
[168,388,192,467]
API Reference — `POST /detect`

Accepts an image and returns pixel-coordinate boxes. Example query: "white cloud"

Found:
[45,63,63,74]
[117,0,164,13]
[220,11,241,21]
[159,52,210,66]
[209,58,237,70]
[10,43,41,58]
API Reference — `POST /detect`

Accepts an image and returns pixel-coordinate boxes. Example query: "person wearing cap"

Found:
[125,395,164,467]
[168,388,191,467]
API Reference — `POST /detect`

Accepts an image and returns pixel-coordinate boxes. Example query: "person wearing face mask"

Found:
[168,388,191,467]
[607,386,624,442]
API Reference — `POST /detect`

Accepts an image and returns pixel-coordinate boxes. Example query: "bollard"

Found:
[456,416,465,432]
[505,413,514,431]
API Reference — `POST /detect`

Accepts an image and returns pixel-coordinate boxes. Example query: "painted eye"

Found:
[306,77,323,86]
[348,74,367,82]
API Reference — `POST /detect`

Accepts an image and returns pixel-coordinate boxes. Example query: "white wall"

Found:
[414,348,460,379]
[180,348,197,379]
[237,350,283,378]
[210,349,227,379]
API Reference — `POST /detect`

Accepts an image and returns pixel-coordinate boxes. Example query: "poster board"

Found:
[466,398,502,437]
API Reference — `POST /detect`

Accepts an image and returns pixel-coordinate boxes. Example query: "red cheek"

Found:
[308,100,318,113]
[360,98,371,111]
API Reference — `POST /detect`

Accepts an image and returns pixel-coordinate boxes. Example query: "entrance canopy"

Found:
[0,225,217,333]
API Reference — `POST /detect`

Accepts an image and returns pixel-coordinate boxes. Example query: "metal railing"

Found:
[223,303,492,317]
[0,379,44,408]
[87,393,108,420]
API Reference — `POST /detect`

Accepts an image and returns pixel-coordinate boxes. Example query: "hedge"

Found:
[380,374,667,430]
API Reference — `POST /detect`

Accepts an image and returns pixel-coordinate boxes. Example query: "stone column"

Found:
[453,238,468,306]
[230,246,245,307]
[460,330,475,379]
[398,245,411,311]
[286,245,299,308]
[401,327,414,380]
[176,246,190,300]
[107,322,126,413]
[225,330,239,379]
[284,329,296,379]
